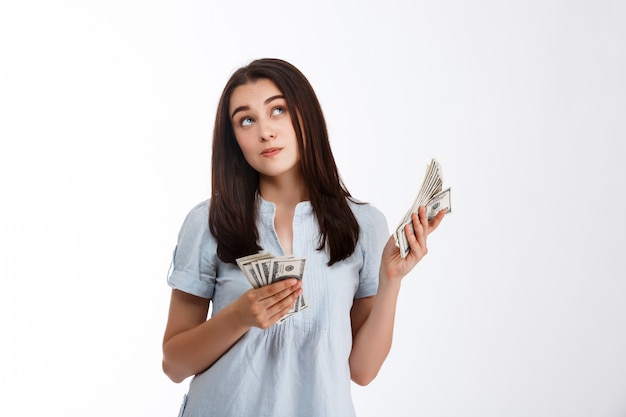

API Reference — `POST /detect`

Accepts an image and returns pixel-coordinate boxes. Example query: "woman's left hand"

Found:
[380,206,445,281]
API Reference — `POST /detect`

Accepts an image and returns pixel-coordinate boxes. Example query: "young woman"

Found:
[162,58,445,417]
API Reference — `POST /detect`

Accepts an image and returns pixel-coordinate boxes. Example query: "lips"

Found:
[261,147,281,157]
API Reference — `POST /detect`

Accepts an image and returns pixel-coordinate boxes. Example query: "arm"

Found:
[349,206,445,386]
[162,279,302,383]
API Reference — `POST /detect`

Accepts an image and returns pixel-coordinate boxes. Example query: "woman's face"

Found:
[229,78,301,180]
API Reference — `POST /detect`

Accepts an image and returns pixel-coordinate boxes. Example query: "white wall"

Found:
[1,1,625,416]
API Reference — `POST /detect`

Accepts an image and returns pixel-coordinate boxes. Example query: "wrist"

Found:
[379,266,405,283]
[377,272,402,293]
[218,299,253,333]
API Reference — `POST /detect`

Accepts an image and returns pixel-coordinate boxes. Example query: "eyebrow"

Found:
[230,95,285,119]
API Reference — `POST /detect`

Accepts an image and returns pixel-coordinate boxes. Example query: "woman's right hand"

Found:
[162,278,302,382]
[234,279,302,329]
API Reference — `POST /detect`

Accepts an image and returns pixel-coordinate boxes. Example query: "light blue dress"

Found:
[167,197,389,417]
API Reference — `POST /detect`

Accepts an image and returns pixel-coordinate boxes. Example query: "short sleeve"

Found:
[167,200,217,299]
[354,204,389,299]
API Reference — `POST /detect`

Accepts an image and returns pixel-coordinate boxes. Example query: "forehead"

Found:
[229,79,283,112]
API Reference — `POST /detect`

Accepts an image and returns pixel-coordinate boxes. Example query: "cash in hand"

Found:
[394,158,452,258]
[236,252,309,323]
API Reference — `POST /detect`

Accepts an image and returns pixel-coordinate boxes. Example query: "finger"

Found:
[268,287,302,319]
[260,280,302,307]
[245,282,302,328]
[418,206,429,230]
[427,209,446,234]
[404,216,425,258]
[257,278,300,299]
[261,288,302,327]
[413,209,427,248]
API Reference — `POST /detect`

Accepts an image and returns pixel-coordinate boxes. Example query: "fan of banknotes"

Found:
[394,158,452,258]
[236,253,309,322]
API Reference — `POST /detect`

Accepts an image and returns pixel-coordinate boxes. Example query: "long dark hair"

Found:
[209,58,360,266]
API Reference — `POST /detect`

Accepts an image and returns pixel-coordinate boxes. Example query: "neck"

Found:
[258,170,309,207]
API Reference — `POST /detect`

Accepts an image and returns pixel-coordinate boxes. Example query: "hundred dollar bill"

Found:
[242,262,265,288]
[395,188,452,258]
[236,252,273,288]
[269,257,306,282]
[426,187,451,220]
[395,159,452,258]
[256,259,273,286]
[269,257,309,313]
[236,253,309,322]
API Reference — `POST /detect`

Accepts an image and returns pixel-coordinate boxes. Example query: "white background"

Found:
[1,1,625,416]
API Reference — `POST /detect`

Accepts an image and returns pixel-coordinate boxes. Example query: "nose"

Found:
[258,119,276,141]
